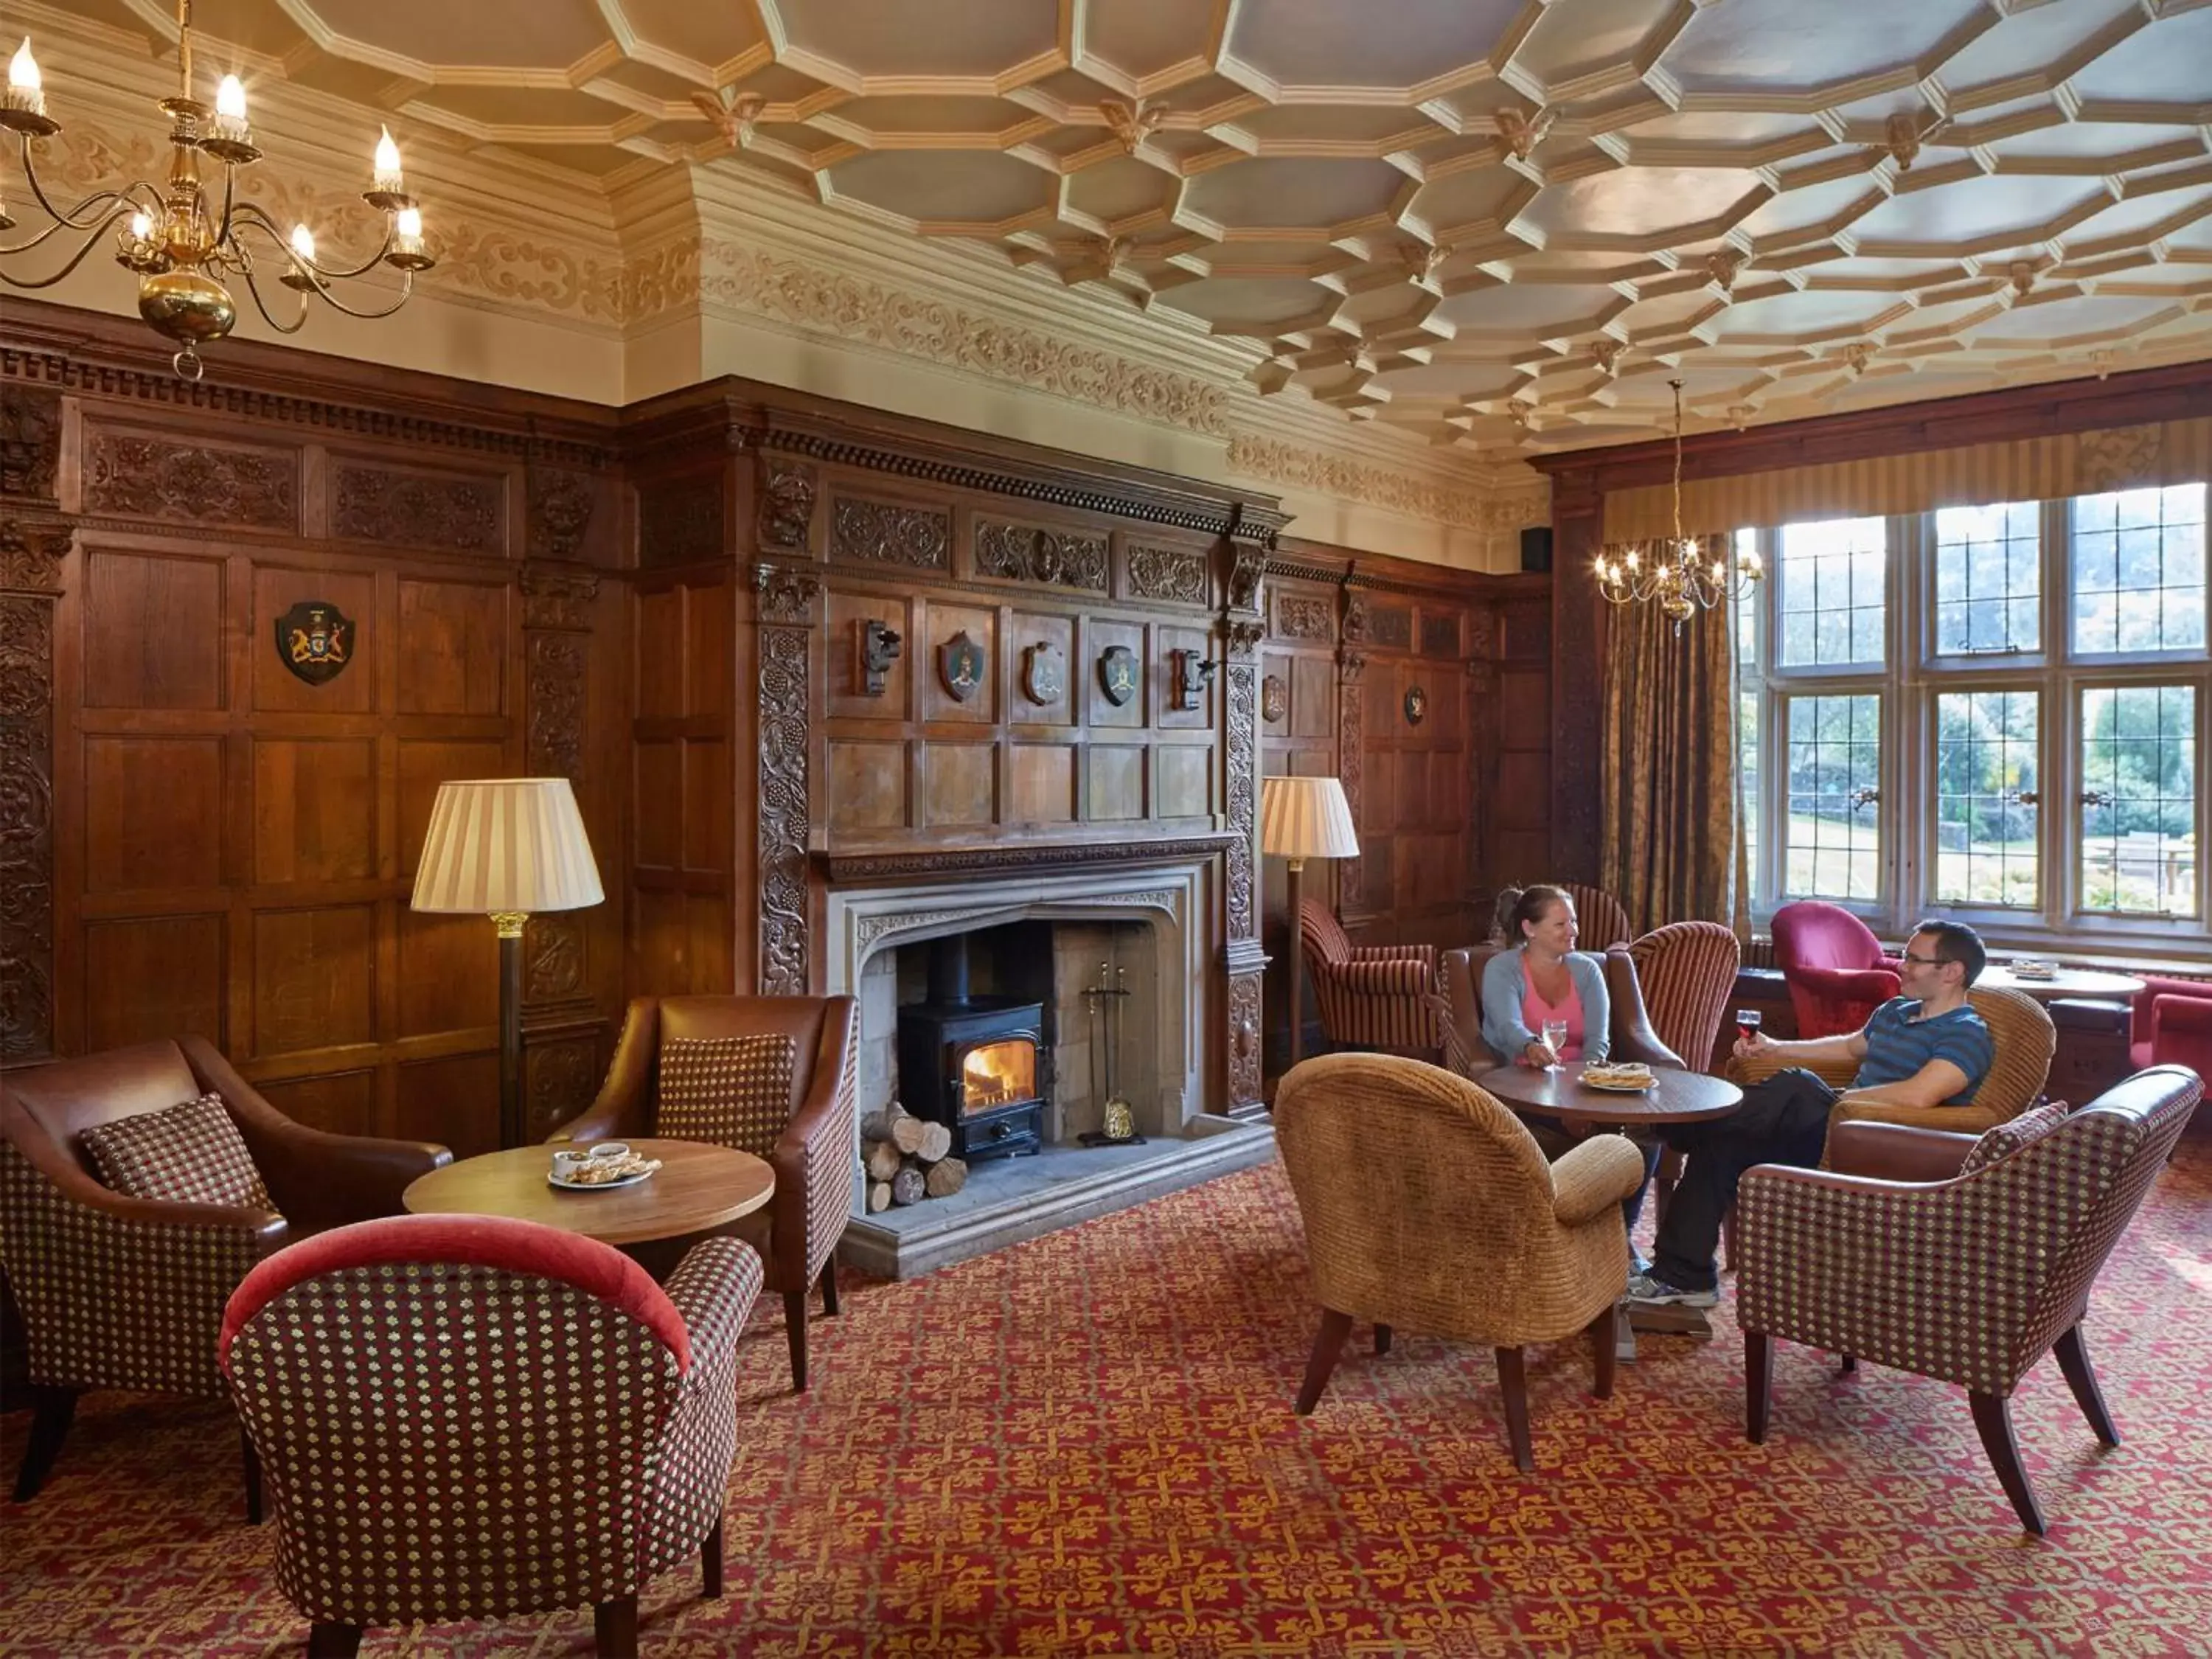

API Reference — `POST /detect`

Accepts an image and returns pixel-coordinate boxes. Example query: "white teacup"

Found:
[551,1148,593,1178]
[589,1141,630,1163]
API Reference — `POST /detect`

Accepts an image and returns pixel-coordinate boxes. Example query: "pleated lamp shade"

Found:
[410,779,604,915]
[1259,776,1360,860]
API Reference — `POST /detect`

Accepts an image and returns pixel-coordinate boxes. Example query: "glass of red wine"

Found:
[1735,1008,1763,1044]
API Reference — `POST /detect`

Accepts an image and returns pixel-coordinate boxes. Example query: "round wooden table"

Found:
[1475,1061,1744,1128]
[403,1138,774,1253]
[1978,964,2145,1003]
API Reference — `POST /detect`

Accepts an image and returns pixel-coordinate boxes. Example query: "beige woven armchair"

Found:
[1273,1054,1646,1471]
[1728,984,2054,1141]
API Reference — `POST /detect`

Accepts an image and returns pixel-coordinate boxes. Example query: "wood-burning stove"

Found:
[895,933,1045,1161]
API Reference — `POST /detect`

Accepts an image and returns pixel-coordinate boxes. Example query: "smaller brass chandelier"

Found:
[1594,378,1762,632]
[1,1,435,380]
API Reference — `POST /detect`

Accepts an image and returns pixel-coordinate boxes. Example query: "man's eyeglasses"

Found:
[1899,951,1944,967]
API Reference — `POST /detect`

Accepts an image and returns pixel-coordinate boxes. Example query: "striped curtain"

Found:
[1599,599,1739,935]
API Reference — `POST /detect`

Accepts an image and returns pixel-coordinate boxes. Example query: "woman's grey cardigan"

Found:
[1478,947,1613,1066]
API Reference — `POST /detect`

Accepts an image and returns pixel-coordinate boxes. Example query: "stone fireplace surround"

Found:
[824,852,1273,1277]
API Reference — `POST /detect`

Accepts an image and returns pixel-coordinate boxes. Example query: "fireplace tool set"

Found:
[1081,959,1141,1145]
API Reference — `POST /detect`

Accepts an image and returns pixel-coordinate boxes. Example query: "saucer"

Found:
[548,1164,656,1192]
[1582,1067,1658,1093]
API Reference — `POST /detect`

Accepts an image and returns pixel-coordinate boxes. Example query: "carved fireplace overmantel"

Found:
[821,832,1238,888]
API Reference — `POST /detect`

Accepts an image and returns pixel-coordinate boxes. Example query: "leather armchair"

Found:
[1298,899,1441,1054]
[2129,974,2212,1076]
[1275,1053,1644,1470]
[1772,901,1900,1039]
[0,1037,449,1512]
[221,1214,760,1658]
[1736,1065,2204,1534]
[1434,943,1680,1082]
[552,995,858,1391]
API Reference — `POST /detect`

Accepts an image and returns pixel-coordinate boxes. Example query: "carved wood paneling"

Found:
[1226,969,1263,1112]
[0,521,69,1062]
[526,633,586,782]
[1127,544,1207,605]
[1273,594,1332,640]
[639,476,726,566]
[525,1032,597,1140]
[1337,650,1366,918]
[1,387,63,503]
[757,564,820,995]
[1227,547,1264,613]
[335,463,502,552]
[1420,613,1460,658]
[832,496,949,571]
[521,563,599,632]
[84,429,299,529]
[527,465,597,562]
[525,913,585,1001]
[757,456,818,552]
[1366,604,1413,649]
[1223,619,1261,943]
[974,519,1107,591]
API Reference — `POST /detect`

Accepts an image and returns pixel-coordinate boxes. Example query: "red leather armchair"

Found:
[2129,975,2212,1076]
[1772,900,1900,1039]
[552,995,858,1391]
[0,1037,449,1512]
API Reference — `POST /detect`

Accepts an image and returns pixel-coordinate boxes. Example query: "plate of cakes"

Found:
[548,1144,664,1191]
[1580,1061,1658,1093]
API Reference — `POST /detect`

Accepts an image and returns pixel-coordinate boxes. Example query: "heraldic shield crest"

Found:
[276,601,356,686]
[1098,644,1139,707]
[939,629,987,702]
[1022,641,1065,705]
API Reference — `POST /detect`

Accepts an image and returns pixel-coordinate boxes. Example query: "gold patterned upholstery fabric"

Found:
[77,1093,271,1211]
[1627,922,1740,1075]
[1298,900,1441,1052]
[1730,985,2056,1140]
[1738,1067,2202,1397]
[658,1034,799,1158]
[1274,1054,1644,1349]
[220,1222,761,1632]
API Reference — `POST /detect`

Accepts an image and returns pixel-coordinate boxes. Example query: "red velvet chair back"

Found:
[1772,901,1899,1039]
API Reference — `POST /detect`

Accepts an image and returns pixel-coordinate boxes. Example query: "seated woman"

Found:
[1477,883,1659,1246]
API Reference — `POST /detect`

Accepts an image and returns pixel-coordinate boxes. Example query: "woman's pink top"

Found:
[1521,975,1586,1060]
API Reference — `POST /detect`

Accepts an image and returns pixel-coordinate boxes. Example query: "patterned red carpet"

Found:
[6,1144,2212,1657]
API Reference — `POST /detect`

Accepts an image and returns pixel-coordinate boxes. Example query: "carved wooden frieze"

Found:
[1337,650,1366,917]
[832,496,949,571]
[757,456,818,553]
[1367,603,1413,650]
[526,633,586,782]
[1467,605,1497,660]
[1227,547,1265,614]
[974,519,1107,591]
[758,622,813,996]
[1421,612,1461,658]
[521,563,599,631]
[1343,591,1368,644]
[84,431,298,530]
[1127,544,1207,605]
[1227,970,1264,1112]
[0,520,69,1063]
[525,913,585,1002]
[1274,594,1333,641]
[756,562,822,625]
[526,1034,597,1139]
[639,475,725,566]
[335,463,501,553]
[527,466,597,562]
[1225,656,1257,942]
[0,386,63,503]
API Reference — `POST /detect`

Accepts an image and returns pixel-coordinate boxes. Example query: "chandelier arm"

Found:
[237,259,313,335]
[228,201,396,284]
[14,142,167,232]
[0,203,144,288]
[305,267,416,321]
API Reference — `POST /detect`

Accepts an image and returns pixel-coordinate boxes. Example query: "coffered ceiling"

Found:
[49,0,2212,454]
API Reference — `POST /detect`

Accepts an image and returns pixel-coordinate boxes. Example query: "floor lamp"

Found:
[1259,776,1360,1071]
[411,778,604,1150]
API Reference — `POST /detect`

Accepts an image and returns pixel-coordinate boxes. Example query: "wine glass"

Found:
[1735,1008,1763,1045]
[1541,1018,1569,1068]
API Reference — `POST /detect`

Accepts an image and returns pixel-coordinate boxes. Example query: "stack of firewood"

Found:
[859,1102,967,1209]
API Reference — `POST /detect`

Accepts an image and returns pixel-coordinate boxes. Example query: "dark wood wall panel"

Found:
[80,550,226,710]
[82,915,224,1051]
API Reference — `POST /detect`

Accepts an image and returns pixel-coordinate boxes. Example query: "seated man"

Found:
[1626,918,1995,1310]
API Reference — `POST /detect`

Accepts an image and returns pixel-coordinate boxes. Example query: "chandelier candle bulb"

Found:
[289,223,314,262]
[373,127,403,193]
[3,38,48,127]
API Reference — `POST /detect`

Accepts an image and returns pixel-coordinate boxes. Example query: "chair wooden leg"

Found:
[1587,1306,1616,1400]
[1295,1309,1354,1415]
[1839,1354,1857,1374]
[702,1514,725,1599]
[2053,1324,2119,1447]
[1970,1391,2047,1536]
[594,1594,640,1658]
[1373,1323,1392,1357]
[241,1427,263,1525]
[307,1624,361,1658]
[12,1385,77,1501]
[818,1257,840,1318]
[1745,1330,1773,1444]
[1494,1346,1534,1472]
[1721,1203,1739,1274]
[783,1289,810,1393]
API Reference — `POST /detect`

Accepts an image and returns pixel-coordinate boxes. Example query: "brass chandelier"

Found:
[0,0,435,380]
[1594,378,1763,632]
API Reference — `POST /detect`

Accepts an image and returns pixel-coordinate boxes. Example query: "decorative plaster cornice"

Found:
[1226,433,1548,533]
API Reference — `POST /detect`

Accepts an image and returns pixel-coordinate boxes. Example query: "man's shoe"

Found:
[1624,1271,1719,1310]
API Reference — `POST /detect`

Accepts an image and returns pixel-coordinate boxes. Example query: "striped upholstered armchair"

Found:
[1628,922,1741,1076]
[1737,1065,2203,1534]
[1298,899,1442,1055]
[1559,883,1634,951]
[221,1214,762,1657]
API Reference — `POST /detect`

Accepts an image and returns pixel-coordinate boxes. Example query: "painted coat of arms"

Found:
[1022,641,1065,705]
[276,601,355,685]
[939,629,987,701]
[1404,685,1427,726]
[1098,644,1139,707]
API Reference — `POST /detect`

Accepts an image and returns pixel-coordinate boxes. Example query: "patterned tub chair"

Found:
[220,1213,762,1657]
[1298,900,1442,1057]
[1736,1065,2203,1534]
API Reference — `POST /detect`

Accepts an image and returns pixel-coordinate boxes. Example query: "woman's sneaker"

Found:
[1624,1270,1719,1310]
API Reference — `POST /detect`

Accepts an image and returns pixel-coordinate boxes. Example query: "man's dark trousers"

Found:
[1650,1067,1837,1293]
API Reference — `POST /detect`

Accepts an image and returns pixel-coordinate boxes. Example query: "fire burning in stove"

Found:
[960,1038,1035,1114]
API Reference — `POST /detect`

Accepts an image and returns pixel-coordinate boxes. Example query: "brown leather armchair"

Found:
[552,995,858,1391]
[0,1037,450,1512]
[1435,944,1682,1085]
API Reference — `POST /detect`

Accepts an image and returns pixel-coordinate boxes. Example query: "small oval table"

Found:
[1475,1061,1745,1128]
[1978,964,2146,1004]
[403,1139,773,1276]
